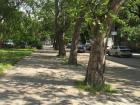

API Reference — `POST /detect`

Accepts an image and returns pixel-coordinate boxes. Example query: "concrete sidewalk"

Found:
[0,46,139,105]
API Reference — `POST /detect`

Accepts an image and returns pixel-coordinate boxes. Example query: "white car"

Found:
[108,46,132,57]
[4,39,14,48]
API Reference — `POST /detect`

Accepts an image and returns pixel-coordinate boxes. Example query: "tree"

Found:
[115,0,140,45]
[67,0,86,64]
[68,12,85,64]
[54,0,70,56]
[0,0,23,40]
[85,0,126,86]
[0,0,46,48]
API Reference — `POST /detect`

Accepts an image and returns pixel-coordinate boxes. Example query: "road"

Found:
[106,53,140,69]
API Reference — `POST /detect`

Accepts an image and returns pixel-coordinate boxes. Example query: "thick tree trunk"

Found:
[68,14,84,65]
[85,24,106,86]
[85,37,106,86]
[85,0,126,86]
[58,31,66,56]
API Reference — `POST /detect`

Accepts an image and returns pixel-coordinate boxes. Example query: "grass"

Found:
[75,80,117,94]
[60,57,69,64]
[0,48,35,74]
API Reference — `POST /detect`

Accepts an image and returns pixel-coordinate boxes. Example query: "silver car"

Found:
[77,44,86,53]
[108,46,132,57]
[4,39,14,48]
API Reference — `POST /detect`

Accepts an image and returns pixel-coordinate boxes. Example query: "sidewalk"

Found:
[0,46,139,105]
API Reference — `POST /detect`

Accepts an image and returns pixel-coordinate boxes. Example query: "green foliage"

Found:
[35,42,43,49]
[116,0,140,42]
[0,63,11,75]
[0,0,49,48]
[120,26,140,42]
[76,80,117,94]
[0,48,35,74]
[1,0,139,45]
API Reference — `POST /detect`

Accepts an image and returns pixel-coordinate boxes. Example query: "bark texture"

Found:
[85,0,126,86]
[85,22,106,86]
[54,0,66,56]
[68,14,84,64]
[54,0,59,50]
[58,30,66,56]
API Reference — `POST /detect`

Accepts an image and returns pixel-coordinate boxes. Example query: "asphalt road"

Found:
[106,53,140,69]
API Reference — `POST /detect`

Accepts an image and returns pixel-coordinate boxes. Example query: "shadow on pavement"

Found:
[0,47,140,105]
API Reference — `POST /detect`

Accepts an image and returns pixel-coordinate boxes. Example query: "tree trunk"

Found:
[85,0,126,86]
[54,0,59,50]
[85,23,106,86]
[68,14,84,65]
[58,31,66,56]
[85,36,106,86]
[138,5,140,18]
[54,0,66,56]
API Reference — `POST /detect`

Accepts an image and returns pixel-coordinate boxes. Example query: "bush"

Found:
[36,42,43,49]
[15,41,28,48]
[27,39,43,49]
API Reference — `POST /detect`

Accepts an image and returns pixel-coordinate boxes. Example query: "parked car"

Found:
[107,46,132,57]
[106,46,111,55]
[66,43,71,48]
[85,43,91,51]
[4,39,14,48]
[17,41,28,48]
[77,44,86,53]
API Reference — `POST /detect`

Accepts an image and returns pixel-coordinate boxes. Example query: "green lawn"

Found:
[0,48,35,74]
